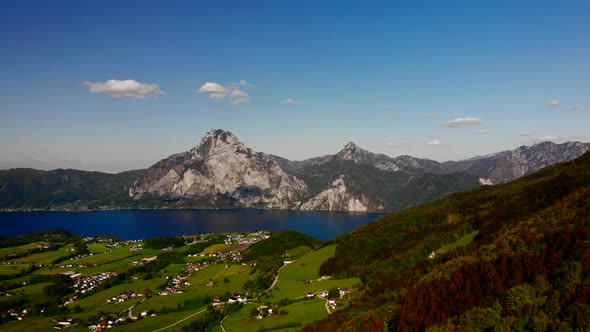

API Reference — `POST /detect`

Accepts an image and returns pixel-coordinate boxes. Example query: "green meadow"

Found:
[14,248,72,265]
[87,243,108,253]
[285,245,311,257]
[268,245,361,300]
[117,306,207,332]
[184,263,257,297]
[223,299,329,332]
[0,243,43,258]
[0,264,30,275]
[435,230,479,254]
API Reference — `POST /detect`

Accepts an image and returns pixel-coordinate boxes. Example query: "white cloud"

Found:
[209,92,228,101]
[548,100,560,107]
[425,140,446,146]
[478,129,489,135]
[198,82,228,94]
[518,131,535,137]
[82,79,164,99]
[230,97,249,105]
[197,81,250,105]
[537,135,557,140]
[231,89,248,97]
[441,117,483,128]
[284,98,297,104]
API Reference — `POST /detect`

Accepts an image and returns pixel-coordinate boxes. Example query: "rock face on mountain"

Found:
[299,175,382,212]
[129,130,309,209]
[274,144,482,212]
[441,141,590,184]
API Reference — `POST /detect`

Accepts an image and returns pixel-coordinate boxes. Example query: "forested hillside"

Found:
[0,168,144,209]
[303,152,590,331]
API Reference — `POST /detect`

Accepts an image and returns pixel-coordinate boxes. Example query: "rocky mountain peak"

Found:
[333,142,403,172]
[129,129,309,209]
[343,142,357,150]
[337,142,368,161]
[197,129,242,148]
[191,129,249,160]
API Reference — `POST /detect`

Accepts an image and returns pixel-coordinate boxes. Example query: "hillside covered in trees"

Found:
[303,152,590,331]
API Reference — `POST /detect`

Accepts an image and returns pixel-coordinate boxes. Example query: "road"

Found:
[324,299,331,314]
[265,262,289,292]
[151,308,207,332]
[220,315,228,332]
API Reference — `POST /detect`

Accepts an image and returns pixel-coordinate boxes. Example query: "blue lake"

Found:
[0,209,386,240]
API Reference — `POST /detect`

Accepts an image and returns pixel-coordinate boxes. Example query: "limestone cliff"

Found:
[129,129,309,209]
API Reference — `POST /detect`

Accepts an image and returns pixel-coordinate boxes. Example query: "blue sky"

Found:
[1,1,589,172]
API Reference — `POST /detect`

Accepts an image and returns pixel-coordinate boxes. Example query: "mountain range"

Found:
[1,129,588,212]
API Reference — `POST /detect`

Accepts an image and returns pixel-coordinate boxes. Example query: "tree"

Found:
[328,287,340,299]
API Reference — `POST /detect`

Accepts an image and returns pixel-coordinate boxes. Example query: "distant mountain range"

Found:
[1,129,588,212]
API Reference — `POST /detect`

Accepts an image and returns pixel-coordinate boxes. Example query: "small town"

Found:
[0,230,357,331]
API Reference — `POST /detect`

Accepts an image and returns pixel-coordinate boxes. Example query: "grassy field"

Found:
[13,248,72,265]
[223,299,329,332]
[73,278,166,315]
[0,264,30,275]
[285,245,310,257]
[87,243,108,253]
[436,230,479,254]
[184,254,208,263]
[183,264,256,297]
[133,291,207,314]
[116,306,207,332]
[210,325,224,332]
[68,246,140,266]
[75,250,159,275]
[29,245,160,276]
[161,263,186,277]
[6,282,55,307]
[8,282,53,296]
[35,254,141,275]
[200,244,233,255]
[268,278,360,300]
[0,316,60,332]
[0,243,43,258]
[268,245,360,300]
[280,245,336,281]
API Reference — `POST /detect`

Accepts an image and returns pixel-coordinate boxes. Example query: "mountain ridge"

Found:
[1,129,588,212]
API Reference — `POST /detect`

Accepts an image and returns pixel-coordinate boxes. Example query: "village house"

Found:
[339,288,351,297]
[328,298,338,310]
[131,256,157,265]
